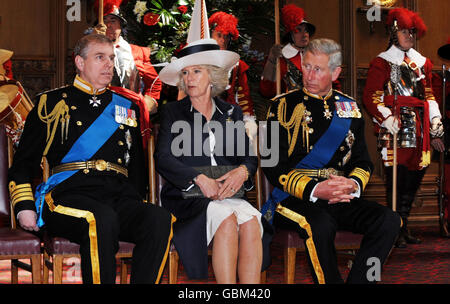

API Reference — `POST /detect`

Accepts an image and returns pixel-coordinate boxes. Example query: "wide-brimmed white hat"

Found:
[159,0,239,86]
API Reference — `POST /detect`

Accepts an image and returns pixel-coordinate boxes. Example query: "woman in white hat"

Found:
[154,0,271,283]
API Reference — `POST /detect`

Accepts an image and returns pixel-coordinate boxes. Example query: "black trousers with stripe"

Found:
[274,198,401,284]
[42,174,174,284]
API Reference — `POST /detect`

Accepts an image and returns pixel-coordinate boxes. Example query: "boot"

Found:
[395,230,407,248]
[399,217,421,245]
[440,221,450,238]
[403,228,422,244]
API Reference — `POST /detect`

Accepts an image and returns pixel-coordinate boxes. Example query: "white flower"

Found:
[133,1,148,22]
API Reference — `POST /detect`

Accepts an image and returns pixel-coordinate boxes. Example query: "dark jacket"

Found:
[155,96,271,279]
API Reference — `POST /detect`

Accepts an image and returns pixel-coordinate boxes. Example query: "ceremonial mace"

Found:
[391,64,401,212]
[98,0,104,28]
[274,0,281,95]
[438,64,447,232]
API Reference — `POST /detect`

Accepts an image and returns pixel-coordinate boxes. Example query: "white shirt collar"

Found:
[378,45,426,68]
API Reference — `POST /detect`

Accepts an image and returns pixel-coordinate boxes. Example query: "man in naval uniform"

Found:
[261,38,400,284]
[363,8,444,247]
[8,34,174,284]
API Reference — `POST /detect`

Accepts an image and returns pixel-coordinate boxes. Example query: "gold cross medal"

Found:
[323,103,333,119]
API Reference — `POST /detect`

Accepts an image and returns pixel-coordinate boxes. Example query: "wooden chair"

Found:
[0,125,41,283]
[149,124,266,284]
[256,168,363,284]
[42,235,134,284]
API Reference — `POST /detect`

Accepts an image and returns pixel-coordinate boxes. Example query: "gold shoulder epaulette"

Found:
[270,89,301,102]
[333,89,355,101]
[37,85,71,97]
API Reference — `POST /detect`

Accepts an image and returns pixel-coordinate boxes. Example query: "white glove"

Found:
[430,117,444,138]
[244,118,258,155]
[245,119,258,141]
[381,116,400,135]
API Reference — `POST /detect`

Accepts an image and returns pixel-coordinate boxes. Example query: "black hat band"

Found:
[177,44,220,59]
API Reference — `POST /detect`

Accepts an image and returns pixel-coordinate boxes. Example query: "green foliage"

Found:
[122,0,275,120]
[122,0,274,64]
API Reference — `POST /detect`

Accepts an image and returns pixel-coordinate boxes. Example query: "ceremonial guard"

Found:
[8,34,174,284]
[260,4,340,99]
[209,11,258,144]
[262,39,400,284]
[363,8,444,247]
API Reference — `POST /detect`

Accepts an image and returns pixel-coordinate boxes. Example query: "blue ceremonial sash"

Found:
[35,93,132,227]
[261,110,352,224]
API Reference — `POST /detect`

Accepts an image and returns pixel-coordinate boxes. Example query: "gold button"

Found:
[309,128,314,134]
[76,121,82,126]
[71,106,77,110]
[62,93,67,98]
[83,169,89,174]
[117,158,122,164]
[304,96,309,100]
[310,145,314,150]
[119,125,125,130]
[335,95,340,100]
[118,141,124,146]
[340,146,345,151]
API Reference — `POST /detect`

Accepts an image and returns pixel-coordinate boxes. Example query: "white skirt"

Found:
[206,198,264,245]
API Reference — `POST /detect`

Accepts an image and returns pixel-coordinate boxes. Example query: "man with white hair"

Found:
[262,38,400,284]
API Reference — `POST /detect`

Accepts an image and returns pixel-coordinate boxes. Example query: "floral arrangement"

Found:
[123,0,273,65]
[122,0,274,119]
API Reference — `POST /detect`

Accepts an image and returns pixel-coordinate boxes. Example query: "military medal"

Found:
[89,95,101,107]
[115,106,137,127]
[335,101,361,118]
[323,100,332,119]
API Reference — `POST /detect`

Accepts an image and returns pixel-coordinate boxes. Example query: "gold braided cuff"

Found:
[348,168,371,191]
[239,164,249,180]
[9,182,34,209]
[279,170,312,200]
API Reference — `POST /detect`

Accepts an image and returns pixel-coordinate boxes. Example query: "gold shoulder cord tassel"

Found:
[277,98,306,157]
[37,94,70,155]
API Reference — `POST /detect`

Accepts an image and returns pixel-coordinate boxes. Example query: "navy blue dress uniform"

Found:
[261,88,401,283]
[8,75,174,284]
[154,96,272,279]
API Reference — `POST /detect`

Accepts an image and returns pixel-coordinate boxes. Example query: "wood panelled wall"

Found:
[1,0,448,224]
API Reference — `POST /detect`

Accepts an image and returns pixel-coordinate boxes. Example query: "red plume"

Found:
[94,0,124,16]
[411,11,427,38]
[208,12,239,40]
[386,8,427,38]
[281,4,305,33]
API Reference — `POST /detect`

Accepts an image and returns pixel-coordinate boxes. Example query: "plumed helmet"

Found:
[281,4,315,36]
[386,7,427,38]
[94,0,127,26]
[208,12,239,41]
